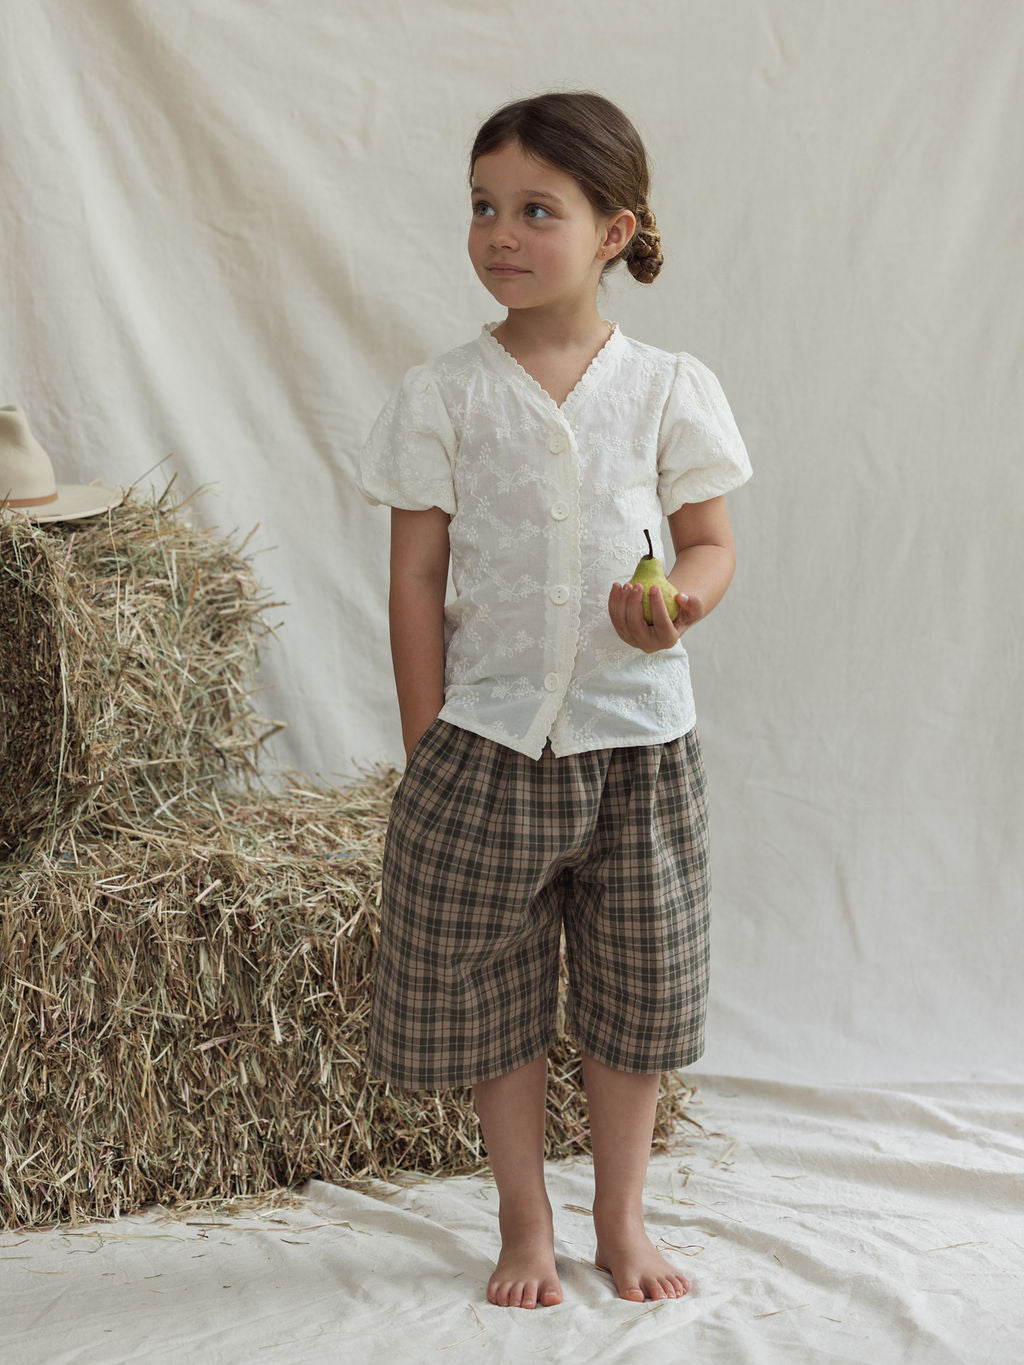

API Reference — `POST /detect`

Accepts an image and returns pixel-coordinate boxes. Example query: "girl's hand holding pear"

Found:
[609,529,705,653]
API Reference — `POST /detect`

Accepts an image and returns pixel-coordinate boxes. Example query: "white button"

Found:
[549,585,569,604]
[548,434,566,455]
[544,672,560,692]
[550,502,568,521]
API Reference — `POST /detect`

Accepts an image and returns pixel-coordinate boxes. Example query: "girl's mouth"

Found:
[488,265,528,274]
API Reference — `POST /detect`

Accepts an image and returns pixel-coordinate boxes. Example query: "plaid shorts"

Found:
[366,720,711,1090]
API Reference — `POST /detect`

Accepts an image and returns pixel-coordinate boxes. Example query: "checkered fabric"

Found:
[366,720,711,1091]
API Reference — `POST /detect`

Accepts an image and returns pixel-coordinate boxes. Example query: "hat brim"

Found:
[6,483,125,523]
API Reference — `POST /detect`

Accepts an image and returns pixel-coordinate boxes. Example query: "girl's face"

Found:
[468,140,614,314]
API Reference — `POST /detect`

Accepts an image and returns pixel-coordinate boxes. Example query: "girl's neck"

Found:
[494,301,610,354]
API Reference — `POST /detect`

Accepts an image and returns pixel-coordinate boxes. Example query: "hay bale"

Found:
[1,476,701,1229]
[0,479,284,862]
[0,770,697,1228]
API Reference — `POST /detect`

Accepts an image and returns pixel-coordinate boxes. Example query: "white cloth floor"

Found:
[7,1074,1022,1364]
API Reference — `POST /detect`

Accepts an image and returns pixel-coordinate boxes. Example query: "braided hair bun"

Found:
[624,203,663,284]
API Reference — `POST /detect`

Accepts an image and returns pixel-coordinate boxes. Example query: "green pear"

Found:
[629,529,680,625]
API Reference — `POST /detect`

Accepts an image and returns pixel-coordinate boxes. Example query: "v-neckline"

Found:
[480,321,621,416]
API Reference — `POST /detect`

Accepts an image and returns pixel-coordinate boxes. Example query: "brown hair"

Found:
[469,91,663,284]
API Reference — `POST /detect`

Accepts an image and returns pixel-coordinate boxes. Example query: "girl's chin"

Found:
[484,283,535,306]
[485,275,531,291]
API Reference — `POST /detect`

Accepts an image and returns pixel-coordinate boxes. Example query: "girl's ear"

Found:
[600,209,637,261]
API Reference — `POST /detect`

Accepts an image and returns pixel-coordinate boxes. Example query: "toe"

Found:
[635,1272,664,1300]
[621,1280,645,1302]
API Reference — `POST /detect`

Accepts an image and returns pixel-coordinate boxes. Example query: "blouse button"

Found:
[550,502,569,521]
[549,585,569,605]
[548,434,566,455]
[543,672,560,692]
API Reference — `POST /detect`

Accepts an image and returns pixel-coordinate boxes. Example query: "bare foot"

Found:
[594,1215,691,1303]
[487,1212,563,1309]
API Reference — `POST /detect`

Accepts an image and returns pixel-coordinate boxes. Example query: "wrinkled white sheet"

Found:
[7,1076,1022,1363]
[2,2,1021,1091]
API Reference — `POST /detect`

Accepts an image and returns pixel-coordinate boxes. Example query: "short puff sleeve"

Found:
[357,364,457,515]
[657,353,752,515]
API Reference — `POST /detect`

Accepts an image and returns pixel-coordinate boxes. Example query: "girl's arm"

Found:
[608,496,736,653]
[389,506,451,758]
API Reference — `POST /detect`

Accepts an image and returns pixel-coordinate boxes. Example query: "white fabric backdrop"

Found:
[2,0,1021,1092]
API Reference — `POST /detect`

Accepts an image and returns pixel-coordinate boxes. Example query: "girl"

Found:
[358,91,751,1310]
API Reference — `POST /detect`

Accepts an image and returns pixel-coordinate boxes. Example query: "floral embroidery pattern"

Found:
[359,324,751,759]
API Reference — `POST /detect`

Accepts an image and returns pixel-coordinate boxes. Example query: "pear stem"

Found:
[643,528,654,559]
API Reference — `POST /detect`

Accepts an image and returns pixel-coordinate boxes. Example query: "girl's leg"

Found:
[580,1051,691,1302]
[472,1052,563,1308]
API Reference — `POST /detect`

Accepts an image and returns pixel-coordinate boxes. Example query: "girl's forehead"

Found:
[471,141,581,198]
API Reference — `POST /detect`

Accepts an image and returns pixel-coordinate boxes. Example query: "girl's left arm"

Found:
[608,496,736,653]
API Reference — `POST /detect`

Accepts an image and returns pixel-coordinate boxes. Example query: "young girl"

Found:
[358,91,751,1310]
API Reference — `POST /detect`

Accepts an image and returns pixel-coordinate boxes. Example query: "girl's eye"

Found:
[472,201,493,217]
[525,204,551,219]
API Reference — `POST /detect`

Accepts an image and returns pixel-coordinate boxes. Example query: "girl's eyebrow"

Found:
[471,186,565,205]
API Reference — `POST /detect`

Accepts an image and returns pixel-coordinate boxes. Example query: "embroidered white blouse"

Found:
[358,322,752,760]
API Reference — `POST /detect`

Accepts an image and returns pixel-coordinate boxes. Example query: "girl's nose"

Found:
[488,217,519,250]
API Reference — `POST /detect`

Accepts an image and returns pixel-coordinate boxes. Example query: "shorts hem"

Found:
[365,1030,559,1093]
[566,1026,706,1075]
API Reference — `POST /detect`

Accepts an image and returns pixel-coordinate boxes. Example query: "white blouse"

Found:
[358,322,752,760]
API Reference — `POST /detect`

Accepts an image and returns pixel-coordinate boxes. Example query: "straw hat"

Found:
[0,405,124,522]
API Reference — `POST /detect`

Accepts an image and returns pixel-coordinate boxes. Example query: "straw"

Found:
[1,479,700,1229]
[1,473,283,862]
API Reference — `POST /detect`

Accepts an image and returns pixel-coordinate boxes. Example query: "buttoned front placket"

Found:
[473,322,628,758]
[538,416,583,755]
